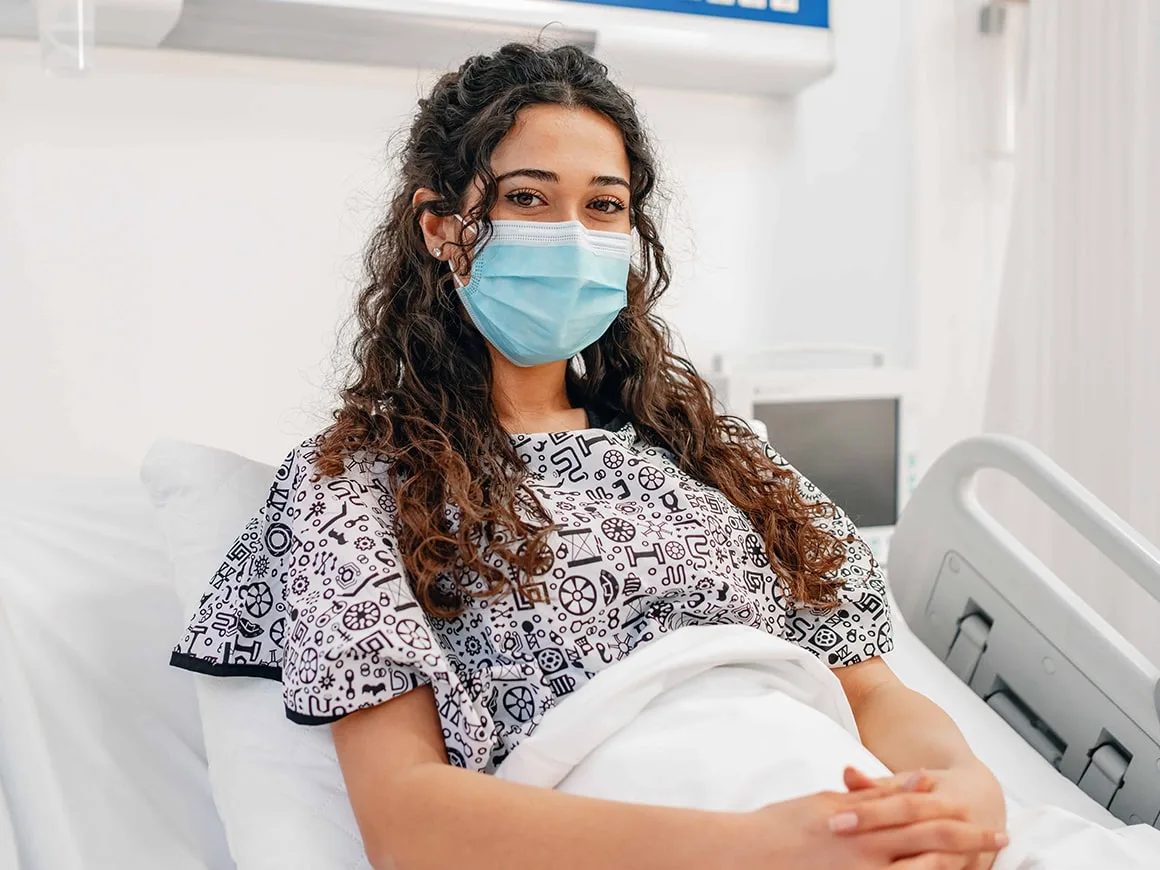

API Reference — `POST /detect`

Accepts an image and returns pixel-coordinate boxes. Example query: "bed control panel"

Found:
[918,551,1160,828]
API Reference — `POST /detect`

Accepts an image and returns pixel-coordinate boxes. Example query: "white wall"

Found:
[744,0,910,364]
[0,0,910,474]
[909,0,1016,475]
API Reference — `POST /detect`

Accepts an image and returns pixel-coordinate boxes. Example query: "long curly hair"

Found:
[316,43,849,618]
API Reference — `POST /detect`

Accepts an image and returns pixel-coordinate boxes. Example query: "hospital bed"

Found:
[0,433,1158,868]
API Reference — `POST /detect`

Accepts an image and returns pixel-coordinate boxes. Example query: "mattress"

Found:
[885,604,1119,828]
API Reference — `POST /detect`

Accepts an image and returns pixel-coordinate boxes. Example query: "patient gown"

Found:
[170,413,893,772]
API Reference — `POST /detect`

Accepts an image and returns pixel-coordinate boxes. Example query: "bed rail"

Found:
[889,434,1160,828]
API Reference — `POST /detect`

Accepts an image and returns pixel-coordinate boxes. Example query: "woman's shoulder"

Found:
[253,430,401,537]
[276,429,394,487]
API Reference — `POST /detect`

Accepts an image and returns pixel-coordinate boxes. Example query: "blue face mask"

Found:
[450,219,631,367]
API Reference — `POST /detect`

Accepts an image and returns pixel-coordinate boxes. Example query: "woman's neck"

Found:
[490,353,584,434]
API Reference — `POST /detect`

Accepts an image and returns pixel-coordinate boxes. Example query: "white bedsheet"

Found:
[498,624,1160,869]
[0,775,18,870]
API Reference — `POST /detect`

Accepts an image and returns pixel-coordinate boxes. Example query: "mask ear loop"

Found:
[447,213,478,290]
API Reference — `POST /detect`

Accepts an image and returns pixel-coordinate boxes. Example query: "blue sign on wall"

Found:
[558,0,829,29]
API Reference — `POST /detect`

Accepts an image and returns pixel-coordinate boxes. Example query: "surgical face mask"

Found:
[449,218,631,367]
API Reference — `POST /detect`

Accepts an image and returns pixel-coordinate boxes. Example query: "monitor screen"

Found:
[753,397,899,528]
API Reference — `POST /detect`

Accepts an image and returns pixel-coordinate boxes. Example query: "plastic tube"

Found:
[979,0,1030,158]
[36,0,95,75]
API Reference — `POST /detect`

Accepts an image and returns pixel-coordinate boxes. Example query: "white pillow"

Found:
[0,474,232,870]
[140,440,372,870]
[0,592,78,870]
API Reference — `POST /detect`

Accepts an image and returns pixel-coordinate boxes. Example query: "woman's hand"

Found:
[840,765,1009,870]
[739,776,1008,870]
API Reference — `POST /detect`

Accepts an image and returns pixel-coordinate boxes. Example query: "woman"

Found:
[173,43,1007,870]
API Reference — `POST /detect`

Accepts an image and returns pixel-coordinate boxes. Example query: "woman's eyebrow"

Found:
[591,175,630,189]
[494,169,630,190]
[495,168,559,183]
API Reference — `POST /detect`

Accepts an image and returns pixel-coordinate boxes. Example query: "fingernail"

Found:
[903,771,927,791]
[829,812,859,833]
[994,832,1010,848]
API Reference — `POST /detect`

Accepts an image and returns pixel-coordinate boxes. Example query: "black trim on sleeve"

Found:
[171,651,396,727]
[169,650,283,681]
[284,707,345,726]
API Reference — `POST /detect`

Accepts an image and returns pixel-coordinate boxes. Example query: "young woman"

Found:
[173,43,1007,870]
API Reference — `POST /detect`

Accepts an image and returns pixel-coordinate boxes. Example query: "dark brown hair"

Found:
[316,43,848,617]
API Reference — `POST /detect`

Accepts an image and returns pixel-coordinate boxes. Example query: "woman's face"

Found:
[413,102,634,367]
[467,103,633,234]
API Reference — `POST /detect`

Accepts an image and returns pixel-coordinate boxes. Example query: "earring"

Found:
[432,246,443,258]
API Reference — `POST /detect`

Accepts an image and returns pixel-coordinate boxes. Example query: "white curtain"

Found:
[983,0,1160,665]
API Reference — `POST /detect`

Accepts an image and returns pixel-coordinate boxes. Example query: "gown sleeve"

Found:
[758,438,895,668]
[169,436,496,767]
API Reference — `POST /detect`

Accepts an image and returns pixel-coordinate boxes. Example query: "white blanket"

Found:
[497,626,1160,869]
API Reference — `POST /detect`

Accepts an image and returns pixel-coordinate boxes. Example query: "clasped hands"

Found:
[743,764,1009,870]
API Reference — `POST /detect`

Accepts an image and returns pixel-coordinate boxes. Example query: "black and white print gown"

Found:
[170,413,894,772]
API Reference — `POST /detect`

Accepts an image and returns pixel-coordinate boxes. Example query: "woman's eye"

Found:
[506,190,544,208]
[590,197,627,214]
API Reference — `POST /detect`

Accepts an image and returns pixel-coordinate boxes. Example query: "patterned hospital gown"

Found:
[170,412,893,772]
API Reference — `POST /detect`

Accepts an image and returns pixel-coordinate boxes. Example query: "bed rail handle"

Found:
[919,435,1160,610]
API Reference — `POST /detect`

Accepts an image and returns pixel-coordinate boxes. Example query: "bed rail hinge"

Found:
[984,688,1067,769]
[1077,743,1131,808]
[945,611,991,683]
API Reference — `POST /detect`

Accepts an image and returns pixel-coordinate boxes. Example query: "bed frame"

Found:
[890,435,1160,828]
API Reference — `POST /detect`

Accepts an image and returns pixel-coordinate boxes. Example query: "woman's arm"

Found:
[332,680,1004,870]
[835,657,988,771]
[834,657,1007,867]
[333,684,753,870]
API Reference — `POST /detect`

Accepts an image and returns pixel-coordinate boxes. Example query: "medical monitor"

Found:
[706,360,918,565]
[753,397,899,530]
